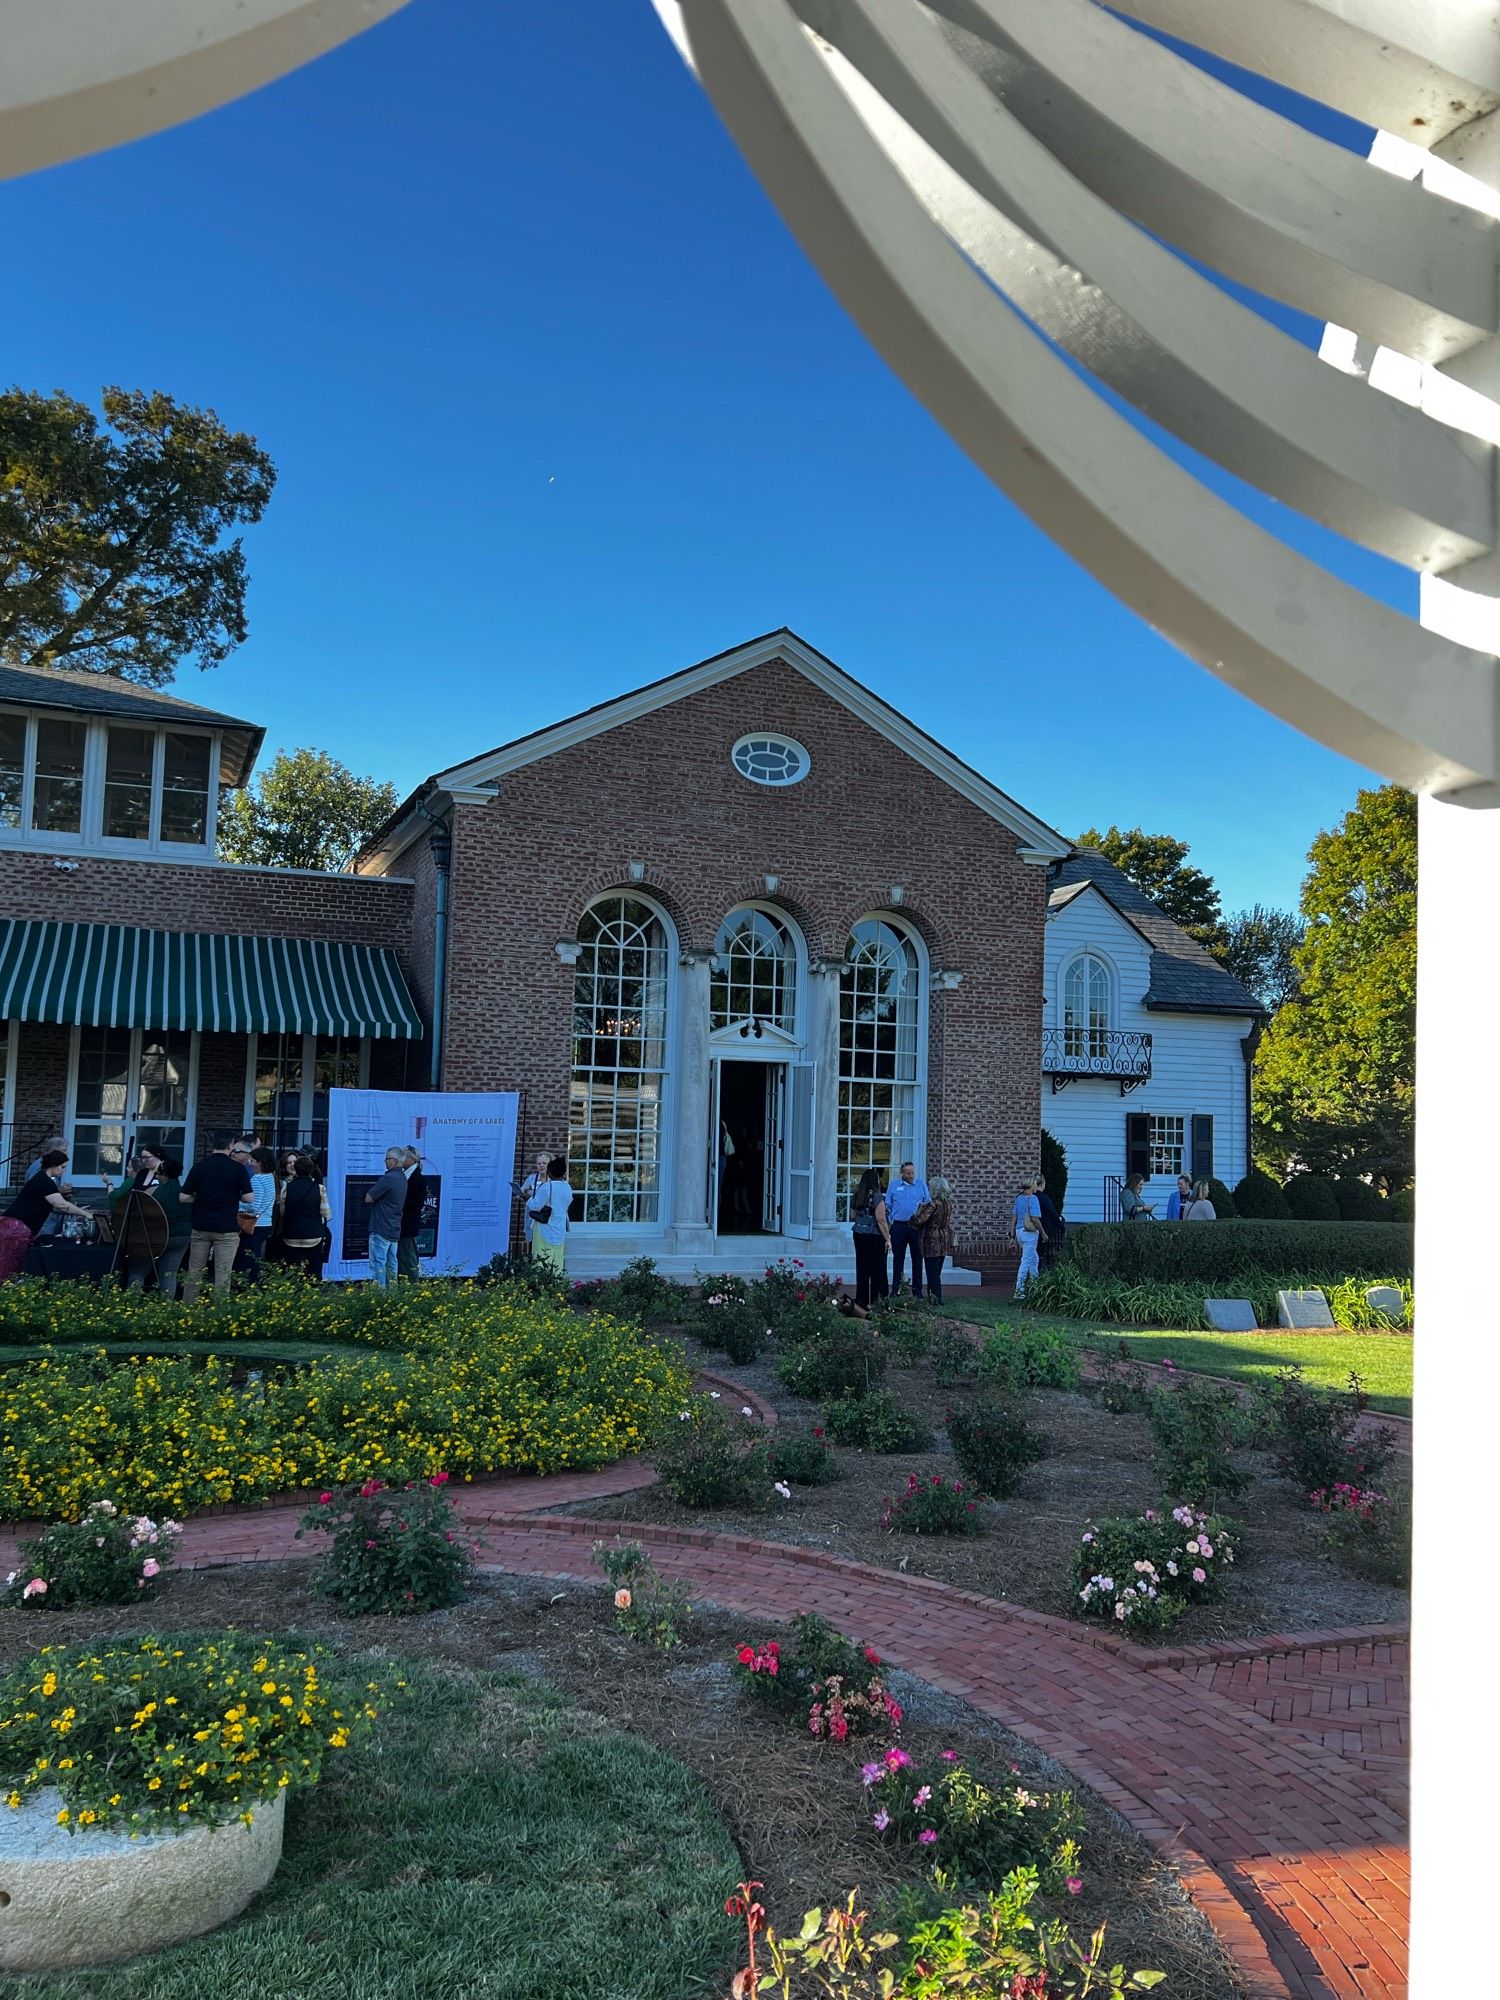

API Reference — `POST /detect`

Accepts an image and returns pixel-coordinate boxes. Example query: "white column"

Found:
[807,963,842,1230]
[671,955,714,1252]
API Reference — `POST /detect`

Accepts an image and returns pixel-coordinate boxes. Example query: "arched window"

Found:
[711,907,797,1035]
[1064,954,1111,1061]
[569,895,670,1224]
[838,917,923,1218]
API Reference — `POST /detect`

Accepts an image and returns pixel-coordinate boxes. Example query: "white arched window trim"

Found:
[568,888,681,1231]
[837,910,931,1218]
[709,901,809,1050]
[1061,950,1115,1060]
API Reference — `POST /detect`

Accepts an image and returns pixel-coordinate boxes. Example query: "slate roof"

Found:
[0,662,263,785]
[1048,850,1264,1017]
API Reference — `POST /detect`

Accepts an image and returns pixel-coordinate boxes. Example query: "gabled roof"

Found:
[359,630,1070,867]
[0,661,263,786]
[1048,849,1264,1017]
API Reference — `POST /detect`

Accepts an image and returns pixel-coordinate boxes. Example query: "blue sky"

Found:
[2,0,1393,912]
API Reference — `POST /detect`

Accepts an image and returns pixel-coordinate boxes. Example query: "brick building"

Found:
[2,631,1076,1276]
[355,630,1070,1275]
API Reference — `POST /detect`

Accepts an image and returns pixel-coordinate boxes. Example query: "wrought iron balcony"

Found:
[1042,1027,1152,1095]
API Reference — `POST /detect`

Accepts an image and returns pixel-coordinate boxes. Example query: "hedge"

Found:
[1059,1219,1412,1283]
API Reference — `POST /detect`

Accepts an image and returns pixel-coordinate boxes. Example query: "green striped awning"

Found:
[0,921,423,1039]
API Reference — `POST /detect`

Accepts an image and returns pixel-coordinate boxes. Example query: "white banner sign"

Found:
[324,1087,520,1281]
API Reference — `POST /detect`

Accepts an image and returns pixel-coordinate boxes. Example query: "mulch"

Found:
[0,1564,1243,1998]
[572,1333,1409,1643]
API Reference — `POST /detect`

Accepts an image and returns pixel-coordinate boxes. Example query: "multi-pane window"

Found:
[71,1026,193,1181]
[0,715,24,828]
[569,895,669,1224]
[837,918,922,1219]
[711,908,796,1034]
[103,726,156,839]
[1063,954,1111,1061]
[730,734,809,786]
[31,718,87,833]
[160,732,212,844]
[1148,1115,1186,1178]
[249,1032,367,1153]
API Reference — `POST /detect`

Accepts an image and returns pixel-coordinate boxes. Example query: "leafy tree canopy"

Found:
[1253,785,1415,1185]
[1217,904,1304,1012]
[217,748,399,874]
[1075,824,1223,943]
[0,384,275,687]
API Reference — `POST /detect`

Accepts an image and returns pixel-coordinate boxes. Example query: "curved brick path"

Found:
[0,1464,1407,2000]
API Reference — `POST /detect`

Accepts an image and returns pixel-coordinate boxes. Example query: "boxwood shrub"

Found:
[1233,1168,1292,1221]
[1284,1174,1341,1221]
[1059,1219,1411,1282]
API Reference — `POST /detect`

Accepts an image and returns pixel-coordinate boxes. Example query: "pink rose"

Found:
[1066,1877,1083,1896]
[22,1578,46,1599]
[140,1558,160,1579]
[918,1828,938,1845]
[1192,1566,1207,1584]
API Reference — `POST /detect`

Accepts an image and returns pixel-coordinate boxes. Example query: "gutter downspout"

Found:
[417,804,453,1090]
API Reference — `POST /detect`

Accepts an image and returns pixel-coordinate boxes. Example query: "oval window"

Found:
[731,733,810,787]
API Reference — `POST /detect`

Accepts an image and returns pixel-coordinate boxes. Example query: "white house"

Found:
[1041,852,1263,1223]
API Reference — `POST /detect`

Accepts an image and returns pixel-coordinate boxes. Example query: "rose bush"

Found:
[1,1501,180,1610]
[1071,1506,1240,1634]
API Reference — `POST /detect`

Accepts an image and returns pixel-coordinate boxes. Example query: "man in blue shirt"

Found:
[1165,1175,1192,1222]
[884,1160,932,1296]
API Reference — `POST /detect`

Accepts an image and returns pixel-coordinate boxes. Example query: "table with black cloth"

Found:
[22,1237,118,1283]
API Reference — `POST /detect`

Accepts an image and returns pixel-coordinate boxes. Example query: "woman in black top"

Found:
[279,1157,327,1278]
[397,1147,427,1281]
[1,1149,93,1282]
[849,1166,892,1309]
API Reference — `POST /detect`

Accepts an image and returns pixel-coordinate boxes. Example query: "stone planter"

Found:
[0,1784,286,1972]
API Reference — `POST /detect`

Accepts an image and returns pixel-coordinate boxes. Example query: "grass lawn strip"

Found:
[1,1648,740,2000]
[937,1299,1412,1416]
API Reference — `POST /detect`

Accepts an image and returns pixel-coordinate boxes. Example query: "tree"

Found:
[1217,904,1304,1011]
[218,748,399,873]
[0,384,275,686]
[1075,824,1223,946]
[1252,785,1415,1185]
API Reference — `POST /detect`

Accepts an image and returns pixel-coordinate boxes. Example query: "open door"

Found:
[785,1062,814,1239]
[707,1060,723,1228]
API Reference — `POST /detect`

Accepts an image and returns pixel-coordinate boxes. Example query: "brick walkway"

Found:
[0,1467,1408,2000]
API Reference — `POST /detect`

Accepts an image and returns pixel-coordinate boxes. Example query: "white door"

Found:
[707,1061,723,1228]
[762,1063,786,1232]
[785,1062,814,1239]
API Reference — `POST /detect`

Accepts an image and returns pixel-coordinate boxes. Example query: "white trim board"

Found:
[416,631,1071,864]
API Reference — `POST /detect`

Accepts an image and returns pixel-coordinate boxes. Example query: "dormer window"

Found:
[1064,953,1111,1061]
[0,708,218,854]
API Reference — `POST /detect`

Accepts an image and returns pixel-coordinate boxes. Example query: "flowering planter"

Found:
[0,1784,285,1972]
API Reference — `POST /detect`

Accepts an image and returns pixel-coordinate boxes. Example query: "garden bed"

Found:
[0,1564,1242,1999]
[573,1334,1409,1642]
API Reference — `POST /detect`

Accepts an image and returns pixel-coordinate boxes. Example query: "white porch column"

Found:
[670,953,715,1252]
[807,959,844,1244]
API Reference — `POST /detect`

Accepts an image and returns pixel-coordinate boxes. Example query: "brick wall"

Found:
[402,654,1047,1239]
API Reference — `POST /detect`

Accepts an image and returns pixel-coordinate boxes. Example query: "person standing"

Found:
[1120,1172,1156,1222]
[1184,1180,1218,1221]
[518,1152,551,1253]
[397,1145,428,1279]
[1035,1174,1066,1270]
[1012,1177,1046,1298]
[885,1161,932,1296]
[918,1176,955,1303]
[526,1154,574,1275]
[1,1149,92,1281]
[849,1166,891,1308]
[363,1147,408,1287]
[1165,1174,1192,1222]
[109,1145,192,1294]
[181,1135,255,1302]
[239,1147,277,1280]
[279,1156,329,1276]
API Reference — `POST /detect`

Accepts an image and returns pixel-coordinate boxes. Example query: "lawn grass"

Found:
[941,1299,1413,1416]
[0,1341,344,1370]
[7,1655,741,2000]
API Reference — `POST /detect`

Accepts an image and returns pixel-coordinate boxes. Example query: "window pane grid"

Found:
[710,909,795,1034]
[569,897,668,1223]
[1148,1115,1186,1178]
[837,920,920,1219]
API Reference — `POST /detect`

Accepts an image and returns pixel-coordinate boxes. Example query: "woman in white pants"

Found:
[1012,1177,1046,1297]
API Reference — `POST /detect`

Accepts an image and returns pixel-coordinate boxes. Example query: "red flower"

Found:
[359,1479,382,1498]
[318,1491,332,1505]
[862,1646,881,1665]
[737,1646,756,1665]
[812,1427,825,1439]
[429,1470,451,1486]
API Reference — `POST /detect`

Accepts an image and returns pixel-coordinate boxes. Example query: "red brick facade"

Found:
[403,654,1047,1242]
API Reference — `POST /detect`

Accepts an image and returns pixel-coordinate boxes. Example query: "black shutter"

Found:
[1125,1113,1150,1180]
[1191,1115,1214,1183]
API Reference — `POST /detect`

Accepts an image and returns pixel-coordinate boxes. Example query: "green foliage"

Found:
[1255,1366,1391,1497]
[1059,1217,1411,1281]
[1326,1275,1412,1329]
[1233,1167,1292,1220]
[1317,1481,1410,1589]
[690,1287,765,1365]
[1147,1377,1254,1504]
[1040,1127,1069,1211]
[1217,903,1304,1011]
[1334,1177,1387,1221]
[977,1322,1080,1393]
[865,1746,1082,1893]
[651,1398,773,1511]
[877,1303,937,1367]
[1071,1507,1240,1634]
[768,1425,841,1486]
[1254,784,1415,1183]
[473,1249,572,1300]
[298,1474,472,1615]
[881,1472,984,1535]
[590,1539,692,1650]
[930,1323,982,1386]
[775,1323,888,1399]
[1284,1173,1340,1221]
[1075,824,1223,941]
[733,1613,896,1734]
[822,1388,931,1453]
[594,1255,681,1321]
[217,745,399,871]
[1205,1176,1238,1218]
[0,1500,178,1610]
[1086,1340,1152,1414]
[1387,1188,1415,1223]
[0,384,276,684]
[946,1397,1050,1497]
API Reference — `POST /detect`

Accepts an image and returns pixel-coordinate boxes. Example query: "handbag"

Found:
[528,1182,554,1228]
[1022,1213,1041,1234]
[238,1209,259,1236]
